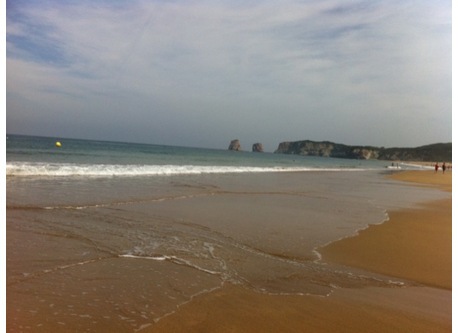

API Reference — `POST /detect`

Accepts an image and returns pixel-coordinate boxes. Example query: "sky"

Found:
[5,0,452,152]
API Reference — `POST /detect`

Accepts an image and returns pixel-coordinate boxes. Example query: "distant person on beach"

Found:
[442,162,446,173]
[435,163,439,173]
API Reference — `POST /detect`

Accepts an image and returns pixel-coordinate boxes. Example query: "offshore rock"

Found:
[228,139,242,151]
[252,143,264,152]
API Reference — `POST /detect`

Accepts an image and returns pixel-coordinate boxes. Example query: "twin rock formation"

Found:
[228,139,263,153]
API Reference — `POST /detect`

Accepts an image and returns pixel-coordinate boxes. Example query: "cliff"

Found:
[378,143,452,162]
[275,140,451,162]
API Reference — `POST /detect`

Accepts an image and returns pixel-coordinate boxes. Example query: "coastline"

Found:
[145,170,452,332]
[322,198,451,289]
[320,170,451,289]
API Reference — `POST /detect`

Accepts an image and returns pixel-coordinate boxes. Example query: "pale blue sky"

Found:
[6,0,451,151]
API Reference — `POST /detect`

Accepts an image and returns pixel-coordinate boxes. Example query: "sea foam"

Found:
[6,162,363,177]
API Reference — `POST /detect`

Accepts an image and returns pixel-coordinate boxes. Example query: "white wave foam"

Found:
[119,254,167,261]
[399,162,435,170]
[6,162,364,177]
[119,254,222,275]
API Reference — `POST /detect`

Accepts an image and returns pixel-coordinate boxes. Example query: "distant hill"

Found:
[275,140,452,162]
[378,143,452,162]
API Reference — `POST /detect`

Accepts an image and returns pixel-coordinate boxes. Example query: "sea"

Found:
[6,134,445,332]
[6,134,397,178]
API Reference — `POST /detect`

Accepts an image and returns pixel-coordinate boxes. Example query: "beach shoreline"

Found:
[145,170,452,332]
[7,168,452,332]
[320,170,451,290]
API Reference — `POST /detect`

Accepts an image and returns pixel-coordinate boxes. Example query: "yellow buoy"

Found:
[55,141,62,147]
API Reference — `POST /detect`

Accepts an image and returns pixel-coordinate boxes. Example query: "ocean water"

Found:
[7,134,393,177]
[6,135,446,332]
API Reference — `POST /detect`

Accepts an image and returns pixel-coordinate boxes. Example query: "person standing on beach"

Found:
[442,162,446,173]
[435,163,439,173]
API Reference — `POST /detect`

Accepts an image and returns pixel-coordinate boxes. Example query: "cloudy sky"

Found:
[6,0,451,152]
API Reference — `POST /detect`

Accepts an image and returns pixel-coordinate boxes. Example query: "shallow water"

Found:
[6,170,449,332]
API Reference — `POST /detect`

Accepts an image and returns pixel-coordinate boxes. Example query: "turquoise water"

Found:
[7,134,391,177]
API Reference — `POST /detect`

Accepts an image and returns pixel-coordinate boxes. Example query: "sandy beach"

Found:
[147,170,452,333]
[7,169,452,332]
[321,171,451,290]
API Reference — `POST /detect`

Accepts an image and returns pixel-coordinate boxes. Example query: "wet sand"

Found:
[148,285,450,333]
[146,170,452,333]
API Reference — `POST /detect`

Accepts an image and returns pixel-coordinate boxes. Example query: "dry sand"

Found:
[321,200,451,289]
[145,170,452,333]
[321,171,452,289]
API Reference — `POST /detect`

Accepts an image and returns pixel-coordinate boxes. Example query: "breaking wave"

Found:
[6,162,363,178]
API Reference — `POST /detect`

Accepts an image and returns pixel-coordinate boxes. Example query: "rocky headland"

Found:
[274,140,452,162]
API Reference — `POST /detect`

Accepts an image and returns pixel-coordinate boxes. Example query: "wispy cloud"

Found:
[6,0,451,149]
